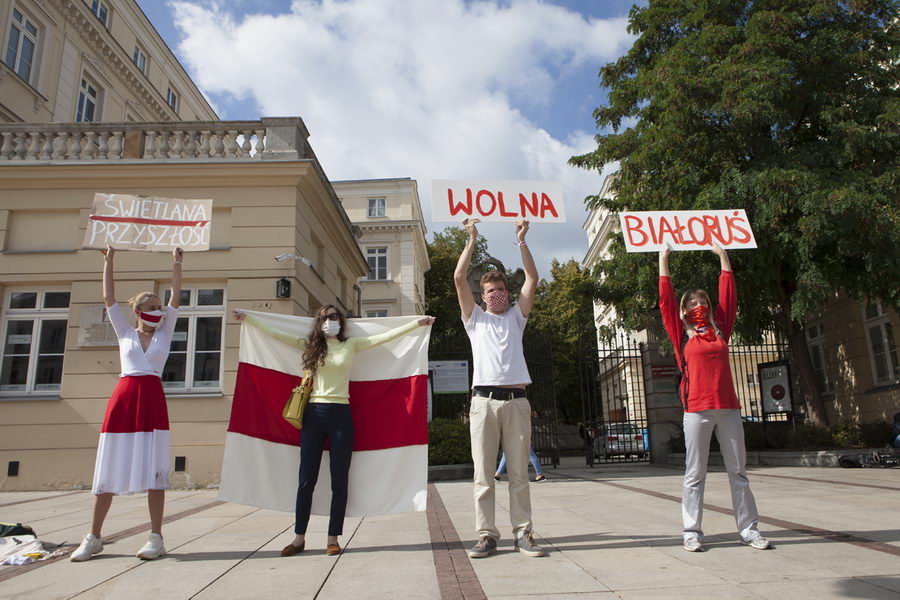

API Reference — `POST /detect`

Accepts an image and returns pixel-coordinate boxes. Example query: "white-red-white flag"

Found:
[219,311,430,515]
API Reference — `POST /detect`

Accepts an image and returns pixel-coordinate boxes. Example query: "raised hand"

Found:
[232,309,246,321]
[418,316,436,327]
[515,219,529,243]
[173,247,184,264]
[463,218,480,239]
[101,244,115,259]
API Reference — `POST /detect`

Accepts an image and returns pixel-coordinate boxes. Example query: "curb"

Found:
[667,448,888,468]
[428,464,473,482]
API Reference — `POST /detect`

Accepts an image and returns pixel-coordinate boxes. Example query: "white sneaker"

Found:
[70,533,103,562]
[683,537,703,552]
[136,533,166,560]
[743,535,770,550]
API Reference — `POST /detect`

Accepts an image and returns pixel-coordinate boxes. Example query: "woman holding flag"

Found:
[233,305,433,557]
[658,243,769,553]
[71,245,183,563]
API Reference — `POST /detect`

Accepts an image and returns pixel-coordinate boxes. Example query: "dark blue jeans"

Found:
[295,402,354,536]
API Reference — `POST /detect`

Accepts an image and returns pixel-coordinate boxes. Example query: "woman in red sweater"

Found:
[659,244,769,553]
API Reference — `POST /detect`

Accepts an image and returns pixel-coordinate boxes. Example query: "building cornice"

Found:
[48,0,176,121]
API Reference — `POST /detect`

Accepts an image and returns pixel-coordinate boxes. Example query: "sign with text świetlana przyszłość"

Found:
[431,180,565,223]
[82,193,213,252]
[618,209,757,252]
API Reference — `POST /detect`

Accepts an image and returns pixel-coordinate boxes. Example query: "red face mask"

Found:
[483,289,509,313]
[685,305,716,340]
[684,305,709,327]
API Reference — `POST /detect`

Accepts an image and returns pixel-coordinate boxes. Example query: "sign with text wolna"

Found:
[82,194,213,252]
[619,209,757,252]
[432,180,565,223]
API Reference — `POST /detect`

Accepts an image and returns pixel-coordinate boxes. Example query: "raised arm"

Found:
[514,220,538,317]
[356,316,434,352]
[658,243,671,277]
[232,309,307,349]
[169,248,183,308]
[454,219,479,321]
[712,245,736,340]
[102,245,116,308]
[658,245,682,347]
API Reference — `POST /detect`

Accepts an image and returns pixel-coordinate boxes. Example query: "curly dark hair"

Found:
[302,305,347,374]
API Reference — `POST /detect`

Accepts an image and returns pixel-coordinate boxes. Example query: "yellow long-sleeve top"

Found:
[243,314,421,404]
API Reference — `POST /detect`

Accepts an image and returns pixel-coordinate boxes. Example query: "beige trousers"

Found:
[470,395,533,540]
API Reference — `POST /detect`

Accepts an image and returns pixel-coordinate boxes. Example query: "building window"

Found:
[166,86,178,111]
[132,46,148,74]
[161,288,224,392]
[0,290,70,396]
[90,0,110,28]
[76,76,99,122]
[366,247,388,281]
[863,301,899,386]
[4,8,39,84]
[367,197,386,217]
[366,310,388,318]
[805,320,833,394]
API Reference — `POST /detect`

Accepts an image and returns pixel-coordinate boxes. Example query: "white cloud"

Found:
[169,0,633,276]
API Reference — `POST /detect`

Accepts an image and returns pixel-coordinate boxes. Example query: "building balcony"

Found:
[0,117,311,163]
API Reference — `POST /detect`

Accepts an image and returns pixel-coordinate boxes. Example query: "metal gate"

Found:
[428,334,559,468]
[579,333,649,464]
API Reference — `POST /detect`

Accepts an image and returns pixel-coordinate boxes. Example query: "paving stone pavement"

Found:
[1,458,898,599]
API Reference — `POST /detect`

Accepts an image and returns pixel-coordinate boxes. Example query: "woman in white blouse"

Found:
[71,245,183,563]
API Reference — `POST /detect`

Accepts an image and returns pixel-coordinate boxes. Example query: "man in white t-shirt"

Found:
[455,218,546,558]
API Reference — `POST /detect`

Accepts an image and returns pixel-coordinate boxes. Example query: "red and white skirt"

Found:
[91,375,170,495]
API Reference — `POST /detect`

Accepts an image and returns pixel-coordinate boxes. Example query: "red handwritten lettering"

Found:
[623,215,648,246]
[497,191,517,217]
[447,189,472,216]
[519,193,538,217]
[475,190,497,216]
[727,211,752,243]
[539,193,559,218]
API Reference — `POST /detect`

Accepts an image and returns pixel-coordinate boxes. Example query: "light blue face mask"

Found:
[321,320,341,336]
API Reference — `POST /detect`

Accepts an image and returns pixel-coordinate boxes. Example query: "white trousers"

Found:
[470,396,533,540]
[682,409,761,542]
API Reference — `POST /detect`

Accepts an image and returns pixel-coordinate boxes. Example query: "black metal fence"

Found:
[577,332,793,466]
[579,333,649,465]
[428,334,559,469]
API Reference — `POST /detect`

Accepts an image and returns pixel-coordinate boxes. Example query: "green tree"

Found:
[424,226,489,349]
[571,1,899,426]
[527,259,597,423]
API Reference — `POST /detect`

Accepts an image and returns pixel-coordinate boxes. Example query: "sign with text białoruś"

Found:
[82,193,213,252]
[618,209,756,252]
[431,180,565,223]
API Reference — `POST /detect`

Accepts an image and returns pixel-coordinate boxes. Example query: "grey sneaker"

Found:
[515,532,546,557]
[743,536,770,550]
[468,535,498,558]
[70,533,103,562]
[683,537,703,552]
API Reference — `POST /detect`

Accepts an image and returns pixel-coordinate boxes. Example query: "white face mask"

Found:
[139,309,165,329]
[321,320,341,337]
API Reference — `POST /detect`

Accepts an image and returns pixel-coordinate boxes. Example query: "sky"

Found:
[136,0,640,279]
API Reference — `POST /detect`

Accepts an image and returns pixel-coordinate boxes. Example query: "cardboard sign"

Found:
[432,180,565,223]
[82,194,213,252]
[618,209,756,252]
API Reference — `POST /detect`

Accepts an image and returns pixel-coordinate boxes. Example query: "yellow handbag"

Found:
[283,370,313,429]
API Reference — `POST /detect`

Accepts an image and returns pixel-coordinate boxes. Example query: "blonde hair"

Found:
[127,292,160,313]
[679,289,721,338]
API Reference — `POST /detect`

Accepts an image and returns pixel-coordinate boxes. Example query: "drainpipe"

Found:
[353,284,362,318]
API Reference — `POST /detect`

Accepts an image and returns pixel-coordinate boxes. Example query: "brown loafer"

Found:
[280,542,304,557]
[325,543,342,556]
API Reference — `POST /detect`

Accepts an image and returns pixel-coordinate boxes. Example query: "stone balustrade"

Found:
[0,117,311,162]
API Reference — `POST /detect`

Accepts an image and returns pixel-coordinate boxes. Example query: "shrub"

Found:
[428,418,472,465]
